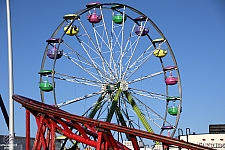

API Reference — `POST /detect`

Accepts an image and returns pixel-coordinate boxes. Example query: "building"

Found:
[178,124,225,150]
[123,124,225,150]
[0,135,62,150]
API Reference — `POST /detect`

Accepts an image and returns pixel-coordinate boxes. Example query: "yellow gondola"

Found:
[63,14,79,36]
[153,49,167,58]
[64,25,79,36]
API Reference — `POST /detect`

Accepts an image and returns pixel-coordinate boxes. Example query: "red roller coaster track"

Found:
[13,95,214,150]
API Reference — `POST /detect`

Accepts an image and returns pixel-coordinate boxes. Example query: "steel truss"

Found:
[13,95,214,150]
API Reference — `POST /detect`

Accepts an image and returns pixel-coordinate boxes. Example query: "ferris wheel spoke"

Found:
[91,24,109,77]
[64,51,113,82]
[115,23,136,79]
[120,94,130,116]
[73,39,107,81]
[120,6,126,55]
[114,109,131,141]
[106,89,122,122]
[129,66,178,84]
[117,106,141,140]
[98,7,120,79]
[123,91,154,133]
[93,99,108,120]
[110,24,123,79]
[122,23,136,54]
[115,107,128,127]
[62,42,111,82]
[124,44,154,80]
[63,54,105,82]
[130,94,173,127]
[94,29,119,79]
[128,70,164,84]
[122,19,148,80]
[57,90,103,108]
[91,24,119,80]
[99,6,111,48]
[87,94,112,121]
[128,88,167,101]
[119,96,146,130]
[111,26,125,75]
[52,72,102,87]
[88,93,106,118]
[77,18,117,81]
[63,50,100,71]
[121,111,143,130]
[76,19,108,80]
[111,25,123,50]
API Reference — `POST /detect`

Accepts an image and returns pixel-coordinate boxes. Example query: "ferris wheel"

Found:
[39,2,182,146]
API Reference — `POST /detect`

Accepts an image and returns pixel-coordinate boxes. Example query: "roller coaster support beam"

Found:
[13,95,215,150]
[26,110,30,150]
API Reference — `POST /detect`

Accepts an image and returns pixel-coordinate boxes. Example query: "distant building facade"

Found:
[0,135,61,150]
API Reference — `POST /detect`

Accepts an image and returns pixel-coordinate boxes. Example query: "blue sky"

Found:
[0,0,225,139]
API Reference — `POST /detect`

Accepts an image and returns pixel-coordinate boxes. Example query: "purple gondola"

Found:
[47,46,63,59]
[135,26,149,36]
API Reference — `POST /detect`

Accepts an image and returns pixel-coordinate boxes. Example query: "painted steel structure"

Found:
[13,95,214,150]
[39,3,182,141]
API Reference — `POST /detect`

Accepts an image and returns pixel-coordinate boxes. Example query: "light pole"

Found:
[6,0,14,149]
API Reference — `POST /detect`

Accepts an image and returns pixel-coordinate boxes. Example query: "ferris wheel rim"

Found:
[39,2,182,141]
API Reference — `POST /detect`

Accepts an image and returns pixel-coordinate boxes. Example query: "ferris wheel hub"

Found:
[120,80,128,91]
[101,80,128,93]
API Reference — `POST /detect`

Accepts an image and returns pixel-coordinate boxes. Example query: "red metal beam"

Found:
[46,129,51,149]
[32,115,44,150]
[130,135,139,150]
[13,95,215,150]
[96,131,103,150]
[105,130,119,150]
[26,110,30,150]
[51,122,55,150]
